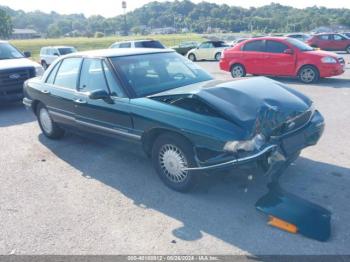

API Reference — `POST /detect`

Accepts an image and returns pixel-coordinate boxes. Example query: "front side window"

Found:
[54,58,82,89]
[242,40,265,52]
[46,61,61,84]
[199,42,213,49]
[102,61,124,97]
[333,34,345,41]
[111,52,212,97]
[79,59,108,93]
[266,40,289,53]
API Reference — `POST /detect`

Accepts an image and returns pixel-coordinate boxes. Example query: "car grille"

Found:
[271,110,313,137]
[0,67,35,96]
[338,57,345,65]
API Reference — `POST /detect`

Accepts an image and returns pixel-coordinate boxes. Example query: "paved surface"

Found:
[0,54,350,255]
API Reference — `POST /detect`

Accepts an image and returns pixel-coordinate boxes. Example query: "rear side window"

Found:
[242,40,265,52]
[79,59,108,92]
[318,35,330,40]
[135,41,164,48]
[119,42,131,48]
[54,58,82,89]
[266,40,289,53]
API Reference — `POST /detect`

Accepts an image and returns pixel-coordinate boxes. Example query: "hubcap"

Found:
[189,54,195,61]
[300,68,315,83]
[39,108,53,134]
[159,144,188,183]
[232,66,243,77]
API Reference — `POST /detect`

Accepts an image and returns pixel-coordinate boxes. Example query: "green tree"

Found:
[0,9,12,39]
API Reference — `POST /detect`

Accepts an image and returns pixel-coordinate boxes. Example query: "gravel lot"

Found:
[0,54,349,255]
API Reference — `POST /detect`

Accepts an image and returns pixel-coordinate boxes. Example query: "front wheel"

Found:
[36,103,65,139]
[188,53,196,62]
[215,52,221,61]
[152,133,198,192]
[298,65,319,83]
[230,64,246,78]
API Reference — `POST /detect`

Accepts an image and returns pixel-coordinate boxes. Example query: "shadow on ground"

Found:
[38,131,350,255]
[0,102,35,127]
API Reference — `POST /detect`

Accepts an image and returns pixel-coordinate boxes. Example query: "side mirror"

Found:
[23,51,31,58]
[284,49,294,54]
[89,89,110,100]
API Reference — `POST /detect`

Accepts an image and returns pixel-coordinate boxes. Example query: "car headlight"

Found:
[224,134,265,152]
[321,57,337,64]
[35,66,44,76]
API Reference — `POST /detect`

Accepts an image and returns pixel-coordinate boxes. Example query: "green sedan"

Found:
[23,48,325,193]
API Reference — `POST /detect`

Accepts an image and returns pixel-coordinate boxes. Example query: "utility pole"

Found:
[122,1,127,35]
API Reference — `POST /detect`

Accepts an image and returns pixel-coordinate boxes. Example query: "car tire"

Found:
[152,133,198,192]
[298,65,319,83]
[188,53,196,62]
[36,103,65,139]
[230,64,246,78]
[215,52,221,61]
[346,45,350,54]
[41,61,48,70]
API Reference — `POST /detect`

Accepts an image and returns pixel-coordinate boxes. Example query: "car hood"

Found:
[152,77,312,138]
[0,58,40,70]
[304,50,340,59]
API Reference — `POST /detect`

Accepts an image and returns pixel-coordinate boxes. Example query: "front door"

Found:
[73,58,136,140]
[196,42,214,60]
[331,34,348,51]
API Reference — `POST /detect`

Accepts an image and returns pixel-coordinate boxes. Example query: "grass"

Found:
[10,34,204,62]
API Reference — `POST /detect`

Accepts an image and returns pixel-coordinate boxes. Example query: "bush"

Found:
[94,32,105,38]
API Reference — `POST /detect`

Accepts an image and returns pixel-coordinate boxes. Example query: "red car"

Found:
[306,33,350,53]
[219,37,345,83]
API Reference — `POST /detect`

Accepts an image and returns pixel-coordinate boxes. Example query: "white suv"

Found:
[109,40,165,49]
[40,46,77,69]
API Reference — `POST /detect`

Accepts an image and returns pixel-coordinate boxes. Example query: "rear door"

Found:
[263,40,296,76]
[240,40,266,74]
[317,34,332,50]
[73,58,135,140]
[41,57,82,126]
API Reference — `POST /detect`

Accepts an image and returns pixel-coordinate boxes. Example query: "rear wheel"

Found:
[36,103,65,139]
[188,53,196,62]
[152,133,198,192]
[41,61,48,70]
[298,65,319,83]
[230,64,246,78]
[215,52,221,61]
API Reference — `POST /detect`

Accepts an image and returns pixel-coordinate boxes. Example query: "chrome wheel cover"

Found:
[39,108,53,134]
[232,66,243,77]
[300,68,315,83]
[159,144,188,183]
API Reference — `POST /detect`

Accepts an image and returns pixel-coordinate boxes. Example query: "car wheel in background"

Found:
[152,133,198,192]
[41,61,48,70]
[36,103,65,139]
[188,53,196,62]
[215,52,221,61]
[346,45,350,54]
[230,64,246,78]
[298,65,319,83]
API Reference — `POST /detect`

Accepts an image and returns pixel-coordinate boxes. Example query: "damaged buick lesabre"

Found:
[23,49,330,241]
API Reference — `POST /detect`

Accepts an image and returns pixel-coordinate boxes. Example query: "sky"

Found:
[0,0,349,18]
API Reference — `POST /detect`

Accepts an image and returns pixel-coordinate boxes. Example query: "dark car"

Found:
[171,41,199,55]
[23,48,325,193]
[306,33,350,53]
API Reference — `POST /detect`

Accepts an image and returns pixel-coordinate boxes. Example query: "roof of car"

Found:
[41,46,75,49]
[112,39,158,44]
[64,48,174,58]
[245,36,289,41]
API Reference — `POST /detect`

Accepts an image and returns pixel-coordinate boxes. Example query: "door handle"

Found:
[74,98,87,104]
[41,90,50,94]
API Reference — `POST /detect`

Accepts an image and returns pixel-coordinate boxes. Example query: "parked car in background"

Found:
[0,41,43,103]
[285,33,311,42]
[23,48,324,193]
[109,40,165,49]
[306,33,350,53]
[220,37,345,83]
[228,38,249,47]
[40,46,77,69]
[171,41,199,55]
[187,41,229,61]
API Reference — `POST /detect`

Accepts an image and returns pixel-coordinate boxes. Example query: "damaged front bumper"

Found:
[186,110,325,172]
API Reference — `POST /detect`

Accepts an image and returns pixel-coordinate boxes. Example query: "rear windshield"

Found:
[58,47,77,55]
[135,41,165,49]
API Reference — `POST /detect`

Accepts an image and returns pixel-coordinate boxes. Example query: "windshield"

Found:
[135,41,165,49]
[286,38,313,51]
[58,47,77,55]
[0,43,24,60]
[111,52,213,97]
[213,41,229,47]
